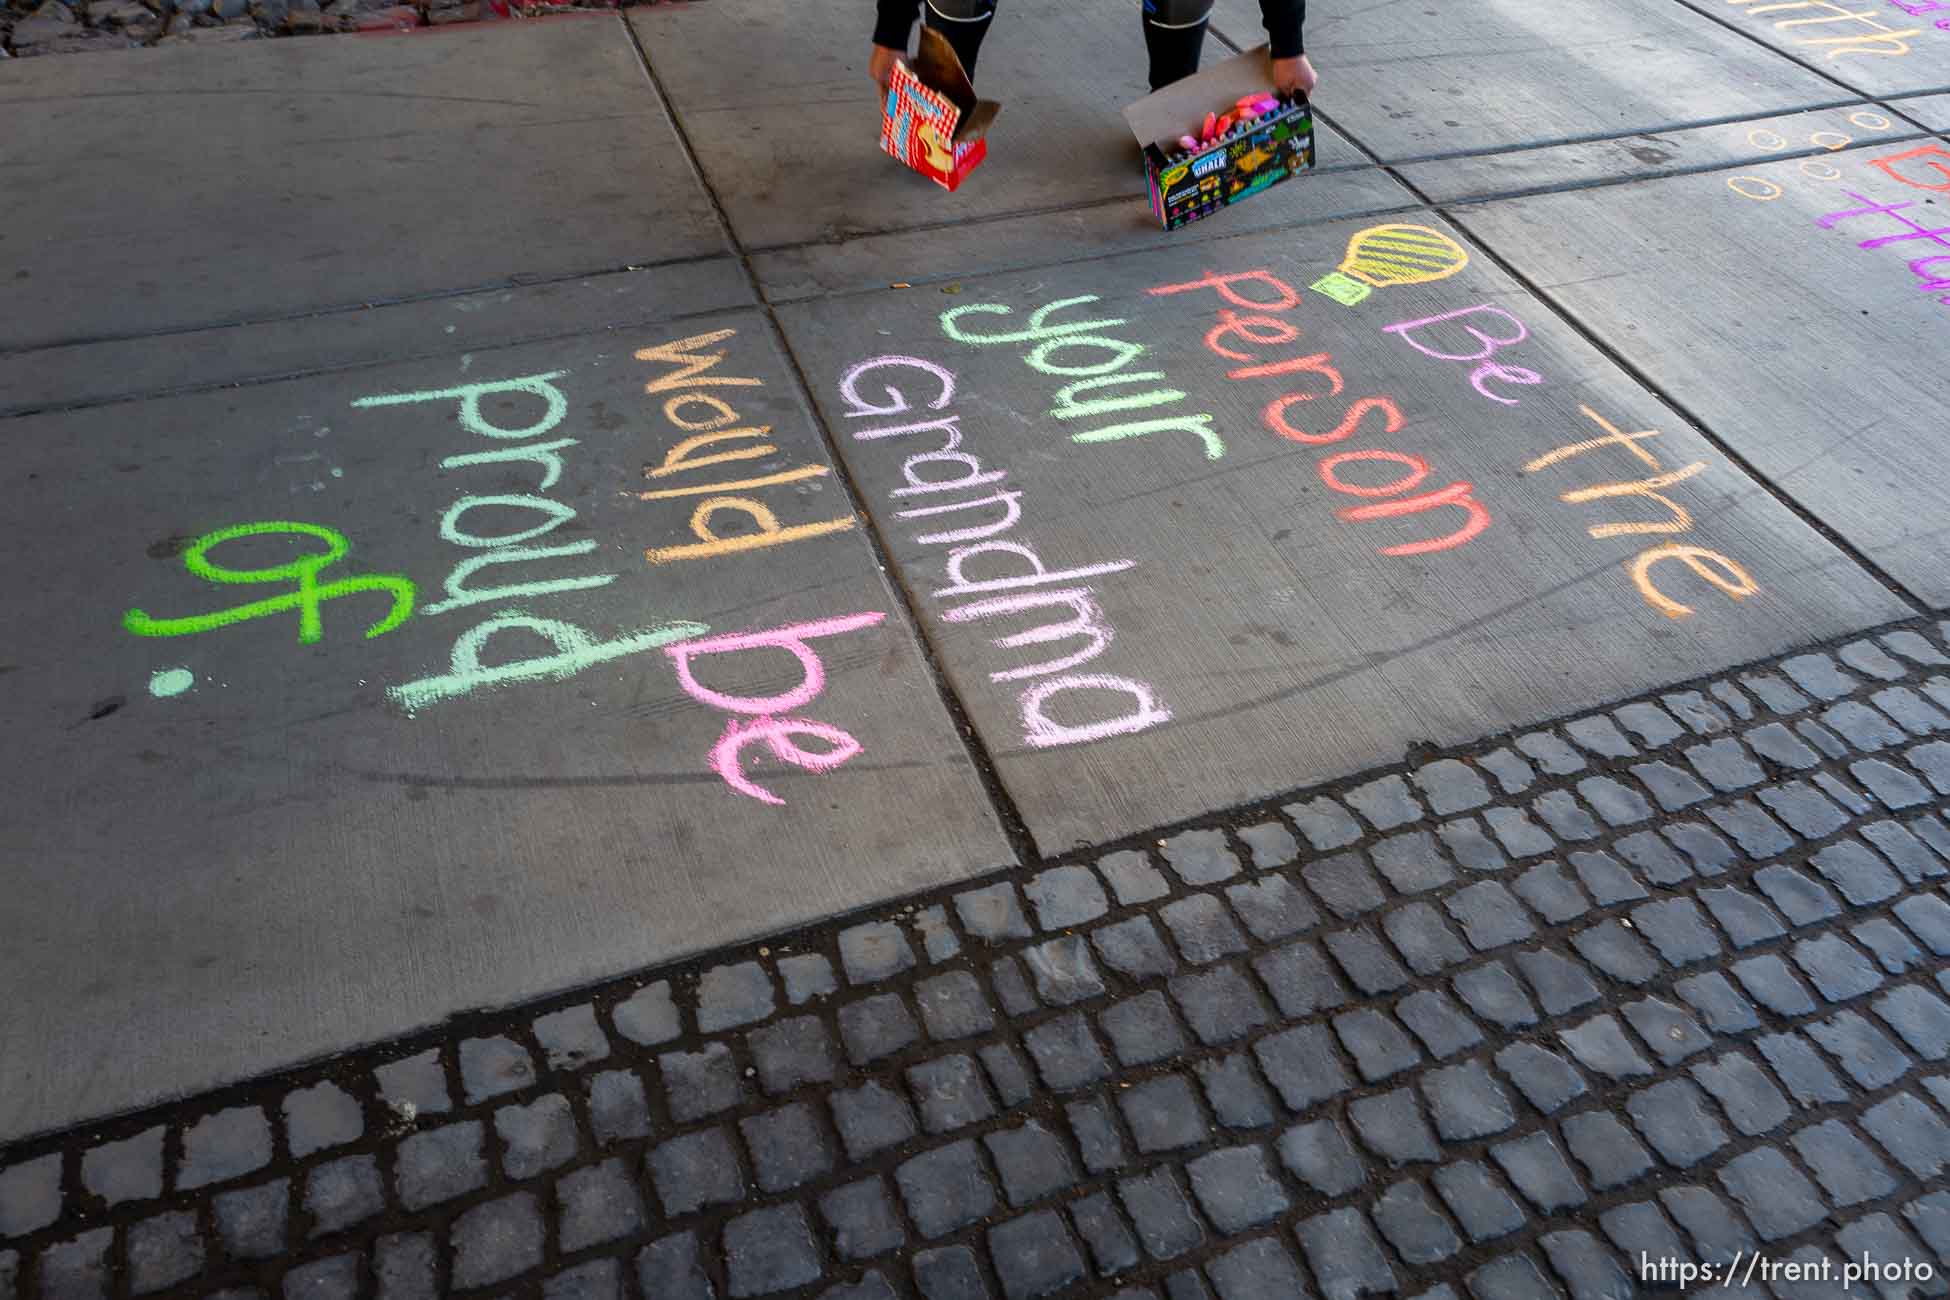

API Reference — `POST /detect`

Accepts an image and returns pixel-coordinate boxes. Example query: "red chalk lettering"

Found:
[1337,481,1493,556]
[1869,144,1950,191]
[1147,269,1302,312]
[1265,394,1404,446]
[1227,351,1346,390]
[1204,310,1303,362]
[1318,449,1432,499]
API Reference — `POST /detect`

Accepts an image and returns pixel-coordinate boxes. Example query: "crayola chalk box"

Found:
[880,25,1001,192]
[1123,43,1314,230]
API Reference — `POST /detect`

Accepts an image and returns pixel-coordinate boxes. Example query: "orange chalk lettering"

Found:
[1558,462,1709,538]
[637,464,827,502]
[1524,406,1666,472]
[636,329,765,394]
[647,427,778,478]
[1629,543,1761,618]
[663,393,743,430]
[645,497,856,564]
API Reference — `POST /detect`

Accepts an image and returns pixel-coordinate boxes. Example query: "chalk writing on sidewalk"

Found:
[940,296,1222,461]
[1721,0,1928,58]
[348,370,711,717]
[1726,112,1895,201]
[1151,268,1492,557]
[1382,304,1545,407]
[839,353,1171,751]
[1524,406,1760,619]
[124,521,416,644]
[666,614,888,805]
[1816,187,1950,306]
[636,330,858,563]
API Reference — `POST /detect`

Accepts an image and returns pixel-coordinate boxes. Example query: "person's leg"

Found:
[923,0,998,79]
[1142,0,1212,90]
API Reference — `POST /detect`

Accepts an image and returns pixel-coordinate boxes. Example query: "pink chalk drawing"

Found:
[666,612,887,805]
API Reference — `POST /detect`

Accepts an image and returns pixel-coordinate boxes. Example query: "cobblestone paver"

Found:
[6,620,1950,1298]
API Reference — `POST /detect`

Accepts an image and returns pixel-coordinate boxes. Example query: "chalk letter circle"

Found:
[1799,159,1843,182]
[1726,176,1783,202]
[441,494,578,548]
[1318,449,1430,499]
[1746,129,1789,153]
[1848,111,1892,131]
[183,521,349,585]
[1809,131,1851,153]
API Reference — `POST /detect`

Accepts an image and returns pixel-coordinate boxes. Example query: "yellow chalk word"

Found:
[124,521,415,644]
[1524,406,1760,619]
[1724,0,1921,60]
[635,329,856,562]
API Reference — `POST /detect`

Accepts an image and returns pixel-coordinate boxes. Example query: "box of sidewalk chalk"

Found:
[881,25,1002,192]
[1123,42,1313,230]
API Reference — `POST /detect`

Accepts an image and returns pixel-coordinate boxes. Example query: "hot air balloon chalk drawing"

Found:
[1309,224,1472,307]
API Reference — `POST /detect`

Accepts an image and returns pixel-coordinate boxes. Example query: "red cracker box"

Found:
[880,25,1001,192]
[1124,43,1315,230]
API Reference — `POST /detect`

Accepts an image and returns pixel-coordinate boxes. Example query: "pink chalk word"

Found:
[1382,304,1545,406]
[666,612,886,805]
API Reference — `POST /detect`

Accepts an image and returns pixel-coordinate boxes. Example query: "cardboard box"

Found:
[880,26,1001,192]
[1123,43,1315,230]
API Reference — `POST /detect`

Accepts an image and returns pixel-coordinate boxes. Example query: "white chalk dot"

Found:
[150,667,195,698]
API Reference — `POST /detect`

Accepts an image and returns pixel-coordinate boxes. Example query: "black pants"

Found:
[924,0,1211,90]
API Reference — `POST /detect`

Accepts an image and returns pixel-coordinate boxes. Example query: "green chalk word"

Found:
[124,522,416,644]
[940,294,1222,461]
[389,611,709,712]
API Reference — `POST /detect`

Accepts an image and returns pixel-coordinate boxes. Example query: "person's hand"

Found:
[1272,53,1317,97]
[870,44,904,88]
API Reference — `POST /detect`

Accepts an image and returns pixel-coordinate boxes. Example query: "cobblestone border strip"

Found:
[4,618,1950,1300]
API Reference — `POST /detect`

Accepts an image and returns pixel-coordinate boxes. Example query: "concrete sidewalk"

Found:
[1,0,1948,1294]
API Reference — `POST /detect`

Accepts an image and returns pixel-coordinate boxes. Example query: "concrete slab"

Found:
[0,17,725,353]
[1677,0,1950,98]
[751,146,1417,302]
[1398,102,1929,203]
[636,0,1179,249]
[0,316,1010,1142]
[0,260,751,418]
[776,215,1908,851]
[1455,144,1950,608]
[1896,90,1950,128]
[1211,0,1850,161]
